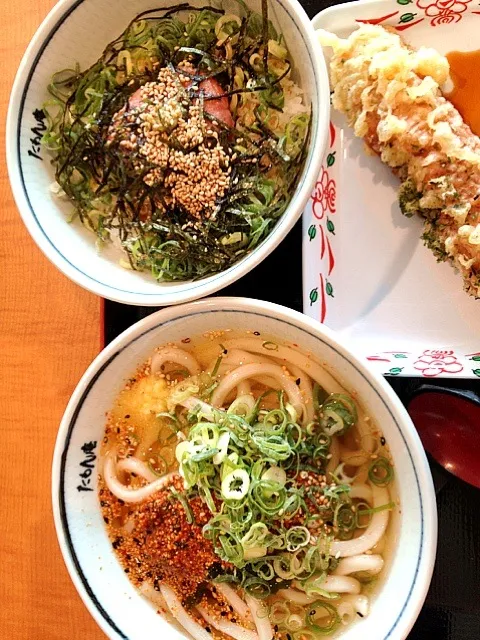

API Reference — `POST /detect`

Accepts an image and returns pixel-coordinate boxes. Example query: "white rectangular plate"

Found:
[303,0,480,379]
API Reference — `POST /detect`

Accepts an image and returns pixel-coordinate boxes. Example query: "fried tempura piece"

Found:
[319,24,480,297]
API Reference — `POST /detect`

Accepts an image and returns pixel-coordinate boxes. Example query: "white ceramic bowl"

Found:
[6,0,329,306]
[52,297,437,640]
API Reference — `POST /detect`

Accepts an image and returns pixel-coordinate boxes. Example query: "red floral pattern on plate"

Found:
[306,121,338,325]
[356,0,477,30]
[416,0,472,25]
[311,167,336,220]
[361,349,479,377]
[413,350,464,376]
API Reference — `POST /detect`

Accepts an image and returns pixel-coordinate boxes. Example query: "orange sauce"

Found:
[446,49,480,137]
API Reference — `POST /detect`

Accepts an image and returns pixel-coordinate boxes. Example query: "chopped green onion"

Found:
[262,341,278,351]
[261,465,286,486]
[243,577,271,599]
[222,469,250,500]
[228,395,255,416]
[306,601,340,635]
[212,355,223,377]
[218,531,244,565]
[190,447,219,463]
[368,456,394,486]
[170,486,194,523]
[333,462,356,484]
[357,501,396,516]
[250,479,286,515]
[270,601,289,624]
[353,500,373,529]
[333,503,356,533]
[273,555,294,580]
[213,432,230,464]
[263,408,288,433]
[302,572,340,600]
[286,614,304,631]
[321,408,344,436]
[175,440,191,463]
[285,527,311,552]
[313,383,329,412]
[147,456,168,477]
[285,403,298,423]
[255,560,275,581]
[319,394,358,437]
[241,522,270,549]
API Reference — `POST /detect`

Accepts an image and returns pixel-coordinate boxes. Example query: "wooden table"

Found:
[1,2,104,637]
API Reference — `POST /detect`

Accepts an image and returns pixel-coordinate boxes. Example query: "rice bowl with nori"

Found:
[42,1,311,282]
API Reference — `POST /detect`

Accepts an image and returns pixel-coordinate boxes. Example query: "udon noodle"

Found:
[99,330,396,639]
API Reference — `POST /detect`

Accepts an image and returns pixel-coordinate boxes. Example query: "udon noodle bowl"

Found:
[99,330,397,639]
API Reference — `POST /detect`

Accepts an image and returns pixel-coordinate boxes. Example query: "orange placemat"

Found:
[0,3,104,637]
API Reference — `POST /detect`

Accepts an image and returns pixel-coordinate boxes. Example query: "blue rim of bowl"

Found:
[57,308,428,640]
[15,0,323,299]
